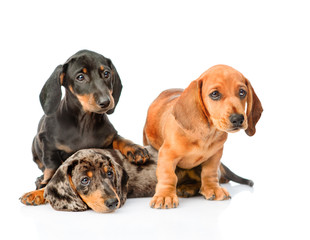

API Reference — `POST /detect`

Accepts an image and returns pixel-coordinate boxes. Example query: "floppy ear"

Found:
[173,80,210,130]
[44,160,88,211]
[113,160,129,207]
[245,78,263,136]
[106,151,129,207]
[39,65,64,116]
[106,58,123,114]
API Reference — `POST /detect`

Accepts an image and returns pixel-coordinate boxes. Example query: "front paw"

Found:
[150,194,179,209]
[20,189,46,206]
[200,186,231,201]
[125,144,150,164]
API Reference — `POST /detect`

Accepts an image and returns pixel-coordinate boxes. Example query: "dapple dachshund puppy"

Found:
[143,65,263,209]
[20,146,253,212]
[20,50,149,205]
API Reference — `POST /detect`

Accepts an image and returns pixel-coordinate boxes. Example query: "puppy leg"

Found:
[113,135,150,164]
[150,147,179,209]
[20,188,46,206]
[34,138,62,188]
[40,169,56,188]
[200,149,231,200]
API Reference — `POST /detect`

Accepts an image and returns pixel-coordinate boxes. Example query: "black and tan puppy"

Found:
[21,50,149,205]
[20,147,253,213]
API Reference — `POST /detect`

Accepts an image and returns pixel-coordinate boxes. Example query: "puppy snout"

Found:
[104,198,119,210]
[229,114,244,128]
[97,97,111,109]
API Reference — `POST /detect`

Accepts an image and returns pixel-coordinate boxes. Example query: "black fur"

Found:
[32,50,148,190]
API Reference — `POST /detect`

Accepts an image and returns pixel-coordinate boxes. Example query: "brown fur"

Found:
[20,146,255,212]
[20,188,46,206]
[143,64,263,209]
[20,148,154,212]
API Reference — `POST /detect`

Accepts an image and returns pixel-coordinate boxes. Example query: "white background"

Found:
[1,0,309,239]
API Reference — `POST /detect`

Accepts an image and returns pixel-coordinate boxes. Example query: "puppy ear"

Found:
[106,58,123,114]
[173,80,210,130]
[245,79,263,136]
[106,151,129,207]
[44,159,88,211]
[39,65,64,115]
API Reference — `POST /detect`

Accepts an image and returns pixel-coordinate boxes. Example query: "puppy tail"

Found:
[219,163,254,187]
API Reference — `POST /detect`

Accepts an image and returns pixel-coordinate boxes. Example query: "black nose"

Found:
[98,97,111,109]
[229,114,244,128]
[104,198,119,210]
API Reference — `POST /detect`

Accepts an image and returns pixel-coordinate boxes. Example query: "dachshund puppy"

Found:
[20,146,253,213]
[21,50,149,206]
[43,147,158,212]
[143,65,263,209]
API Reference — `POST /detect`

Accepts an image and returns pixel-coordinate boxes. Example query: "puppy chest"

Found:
[56,128,115,153]
[176,138,226,169]
[177,151,210,169]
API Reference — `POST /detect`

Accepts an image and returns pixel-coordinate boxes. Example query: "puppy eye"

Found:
[209,91,221,100]
[81,177,91,186]
[103,70,110,78]
[239,89,247,98]
[76,74,85,81]
[107,170,113,178]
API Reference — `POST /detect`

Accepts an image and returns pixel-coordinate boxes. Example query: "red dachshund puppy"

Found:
[143,65,263,209]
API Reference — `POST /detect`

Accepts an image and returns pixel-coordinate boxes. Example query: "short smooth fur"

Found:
[21,146,254,212]
[143,65,263,209]
[20,50,149,206]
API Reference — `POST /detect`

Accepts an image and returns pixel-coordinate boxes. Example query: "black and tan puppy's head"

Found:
[39,50,123,115]
[44,149,129,213]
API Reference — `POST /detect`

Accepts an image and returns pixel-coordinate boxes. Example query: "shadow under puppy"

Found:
[42,146,253,213]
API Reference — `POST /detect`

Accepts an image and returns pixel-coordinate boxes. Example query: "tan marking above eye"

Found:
[87,171,93,178]
[82,68,87,74]
[100,65,104,71]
